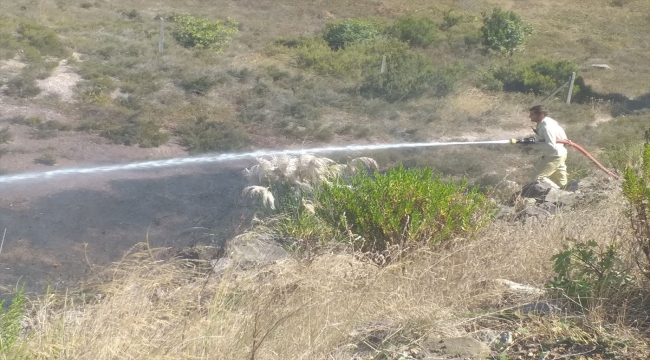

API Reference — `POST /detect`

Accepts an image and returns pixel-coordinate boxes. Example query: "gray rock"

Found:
[210,257,230,275]
[518,180,553,201]
[421,337,490,360]
[514,301,566,315]
[545,188,579,207]
[496,205,515,220]
[227,234,288,269]
[518,205,552,222]
[492,279,546,295]
[499,331,513,345]
[537,201,557,215]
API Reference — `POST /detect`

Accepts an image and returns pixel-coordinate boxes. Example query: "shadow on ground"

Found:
[0,166,247,296]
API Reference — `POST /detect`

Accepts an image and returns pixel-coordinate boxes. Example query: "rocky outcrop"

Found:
[496,175,620,223]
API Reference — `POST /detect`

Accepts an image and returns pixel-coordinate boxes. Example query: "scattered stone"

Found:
[421,337,490,360]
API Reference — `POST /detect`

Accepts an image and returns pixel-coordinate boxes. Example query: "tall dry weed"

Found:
[16,188,647,359]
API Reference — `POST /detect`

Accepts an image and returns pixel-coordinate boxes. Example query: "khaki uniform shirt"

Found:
[535,117,568,157]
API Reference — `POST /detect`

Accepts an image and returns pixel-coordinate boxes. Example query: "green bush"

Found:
[3,74,41,98]
[323,19,381,50]
[622,129,650,279]
[293,37,370,79]
[440,10,464,31]
[34,152,56,165]
[0,286,25,353]
[17,21,70,58]
[386,15,438,48]
[178,73,222,95]
[172,14,239,51]
[100,118,170,148]
[360,50,462,102]
[176,116,250,154]
[316,165,495,254]
[480,7,533,55]
[0,17,21,60]
[488,59,582,96]
[546,240,632,308]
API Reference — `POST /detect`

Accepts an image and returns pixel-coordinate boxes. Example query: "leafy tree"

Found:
[172,15,239,51]
[480,7,533,55]
[323,19,380,50]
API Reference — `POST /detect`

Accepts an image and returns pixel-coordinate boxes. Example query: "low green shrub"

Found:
[100,118,169,148]
[316,165,495,254]
[3,74,41,98]
[11,115,45,127]
[323,19,381,50]
[386,15,438,48]
[486,59,587,97]
[17,21,70,58]
[622,129,650,279]
[0,286,25,353]
[289,37,461,101]
[176,116,250,154]
[172,14,239,51]
[0,127,11,144]
[177,72,224,95]
[360,51,462,102]
[34,152,57,165]
[546,240,632,308]
[480,7,533,55]
[292,37,372,79]
[440,10,464,31]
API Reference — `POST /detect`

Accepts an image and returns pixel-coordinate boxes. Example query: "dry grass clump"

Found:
[15,187,649,359]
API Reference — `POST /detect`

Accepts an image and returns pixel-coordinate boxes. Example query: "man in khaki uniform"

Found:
[528,105,568,188]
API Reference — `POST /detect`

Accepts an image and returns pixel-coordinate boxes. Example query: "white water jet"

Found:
[0,140,511,184]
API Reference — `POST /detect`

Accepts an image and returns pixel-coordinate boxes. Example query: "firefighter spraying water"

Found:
[0,105,619,185]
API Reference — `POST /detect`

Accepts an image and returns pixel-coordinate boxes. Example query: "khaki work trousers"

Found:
[533,155,568,187]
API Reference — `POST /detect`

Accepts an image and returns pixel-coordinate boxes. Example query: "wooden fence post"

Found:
[565,72,576,104]
[158,17,165,53]
[380,55,386,73]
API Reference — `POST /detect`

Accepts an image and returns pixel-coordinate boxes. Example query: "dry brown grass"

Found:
[11,187,648,359]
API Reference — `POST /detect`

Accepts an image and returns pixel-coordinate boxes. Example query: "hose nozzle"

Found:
[513,137,539,144]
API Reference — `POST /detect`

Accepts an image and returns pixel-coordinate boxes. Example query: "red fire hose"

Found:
[511,137,620,180]
[556,139,619,180]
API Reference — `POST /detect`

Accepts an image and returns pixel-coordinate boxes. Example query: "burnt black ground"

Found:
[0,163,249,298]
